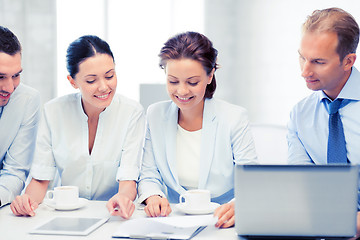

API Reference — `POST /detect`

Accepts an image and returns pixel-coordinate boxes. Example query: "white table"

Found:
[0,201,238,240]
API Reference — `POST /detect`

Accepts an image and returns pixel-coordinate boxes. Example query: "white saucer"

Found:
[43,198,88,211]
[176,202,220,215]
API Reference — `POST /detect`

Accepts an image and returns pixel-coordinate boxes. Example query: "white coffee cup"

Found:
[46,186,79,207]
[179,189,211,209]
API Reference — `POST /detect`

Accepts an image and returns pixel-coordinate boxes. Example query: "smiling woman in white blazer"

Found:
[137,32,257,228]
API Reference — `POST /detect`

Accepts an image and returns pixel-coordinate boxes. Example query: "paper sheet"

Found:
[112,215,217,239]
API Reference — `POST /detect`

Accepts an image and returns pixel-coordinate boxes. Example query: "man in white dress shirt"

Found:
[0,26,40,207]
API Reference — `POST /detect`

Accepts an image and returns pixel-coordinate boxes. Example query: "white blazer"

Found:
[137,98,257,204]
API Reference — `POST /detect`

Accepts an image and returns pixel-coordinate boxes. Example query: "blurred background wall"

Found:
[0,0,56,103]
[1,0,359,126]
[206,0,360,125]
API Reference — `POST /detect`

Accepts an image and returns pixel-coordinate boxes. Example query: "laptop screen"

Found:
[234,164,358,238]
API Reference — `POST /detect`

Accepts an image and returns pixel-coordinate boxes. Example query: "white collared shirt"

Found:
[30,93,145,200]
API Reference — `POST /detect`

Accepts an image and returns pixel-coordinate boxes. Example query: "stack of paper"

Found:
[112,215,217,239]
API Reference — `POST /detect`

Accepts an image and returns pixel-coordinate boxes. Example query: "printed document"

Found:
[112,215,217,239]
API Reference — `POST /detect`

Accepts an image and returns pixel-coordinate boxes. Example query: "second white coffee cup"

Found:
[179,189,211,209]
[46,186,79,207]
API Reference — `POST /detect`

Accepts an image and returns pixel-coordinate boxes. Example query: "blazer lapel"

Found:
[198,99,218,188]
[164,102,180,186]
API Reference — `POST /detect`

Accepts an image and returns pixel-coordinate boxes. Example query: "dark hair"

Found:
[303,7,359,61]
[66,35,114,78]
[159,31,218,99]
[0,26,21,55]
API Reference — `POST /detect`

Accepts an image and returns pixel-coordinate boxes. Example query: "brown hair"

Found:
[302,7,359,61]
[159,31,218,99]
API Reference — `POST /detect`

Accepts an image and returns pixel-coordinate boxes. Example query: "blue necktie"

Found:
[327,98,347,164]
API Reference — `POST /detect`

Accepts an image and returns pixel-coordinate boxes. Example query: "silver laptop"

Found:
[235,164,359,238]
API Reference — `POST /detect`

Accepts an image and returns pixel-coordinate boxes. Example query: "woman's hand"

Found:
[10,194,39,217]
[144,195,172,217]
[213,201,235,228]
[106,192,135,219]
[10,179,49,217]
[106,180,137,219]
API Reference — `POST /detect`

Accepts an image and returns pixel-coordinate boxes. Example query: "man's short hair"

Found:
[302,7,359,61]
[0,26,21,55]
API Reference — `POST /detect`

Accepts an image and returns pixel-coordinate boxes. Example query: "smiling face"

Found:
[299,31,354,100]
[68,53,116,115]
[166,58,213,115]
[0,52,22,107]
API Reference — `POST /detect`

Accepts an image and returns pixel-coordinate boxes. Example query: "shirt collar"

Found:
[76,92,114,120]
[317,67,360,103]
[338,67,360,100]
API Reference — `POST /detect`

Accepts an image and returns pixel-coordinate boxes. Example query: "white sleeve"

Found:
[29,106,57,180]
[116,107,145,181]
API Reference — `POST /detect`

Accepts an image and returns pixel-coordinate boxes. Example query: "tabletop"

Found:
[0,200,238,240]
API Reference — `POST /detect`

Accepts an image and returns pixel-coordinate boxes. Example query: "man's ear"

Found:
[67,75,78,89]
[343,53,356,71]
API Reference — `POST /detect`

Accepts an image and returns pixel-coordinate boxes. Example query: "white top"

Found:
[30,93,145,201]
[176,125,202,190]
[0,83,40,206]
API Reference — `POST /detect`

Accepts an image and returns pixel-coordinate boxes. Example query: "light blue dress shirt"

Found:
[0,83,41,206]
[138,98,258,204]
[288,67,360,206]
[30,93,145,201]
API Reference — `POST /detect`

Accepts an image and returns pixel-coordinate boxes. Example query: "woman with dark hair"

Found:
[138,31,257,228]
[10,35,144,219]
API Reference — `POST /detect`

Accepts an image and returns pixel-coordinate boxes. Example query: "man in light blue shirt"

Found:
[287,7,360,236]
[0,26,40,207]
